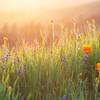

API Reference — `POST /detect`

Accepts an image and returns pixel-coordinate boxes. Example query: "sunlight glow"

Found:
[0,0,97,11]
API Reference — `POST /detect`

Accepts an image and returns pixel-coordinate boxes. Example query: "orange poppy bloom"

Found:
[96,63,100,72]
[83,44,92,54]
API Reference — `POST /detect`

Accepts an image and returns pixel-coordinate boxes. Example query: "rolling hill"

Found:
[0,0,100,25]
[36,0,100,24]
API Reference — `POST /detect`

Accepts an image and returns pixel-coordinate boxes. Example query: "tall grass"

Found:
[0,21,99,100]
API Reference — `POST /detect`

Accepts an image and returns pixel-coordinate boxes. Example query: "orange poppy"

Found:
[96,63,100,72]
[83,44,92,54]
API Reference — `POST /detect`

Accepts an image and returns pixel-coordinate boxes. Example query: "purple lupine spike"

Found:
[7,51,11,58]
[14,55,20,65]
[1,55,8,63]
[21,96,24,100]
[1,56,6,63]
[16,65,26,77]
[62,95,66,100]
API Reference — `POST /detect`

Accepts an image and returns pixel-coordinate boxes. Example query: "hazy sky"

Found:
[0,0,98,11]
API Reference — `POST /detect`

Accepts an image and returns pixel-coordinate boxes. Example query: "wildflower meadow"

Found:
[0,20,100,100]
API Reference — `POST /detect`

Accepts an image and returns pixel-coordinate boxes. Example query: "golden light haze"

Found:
[0,0,98,11]
[0,0,98,26]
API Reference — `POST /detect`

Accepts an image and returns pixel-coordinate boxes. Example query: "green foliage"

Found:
[0,23,99,100]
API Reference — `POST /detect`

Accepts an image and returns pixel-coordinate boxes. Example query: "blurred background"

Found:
[0,0,99,47]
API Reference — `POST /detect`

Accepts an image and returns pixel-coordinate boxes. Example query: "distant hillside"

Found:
[0,0,100,25]
[36,0,100,24]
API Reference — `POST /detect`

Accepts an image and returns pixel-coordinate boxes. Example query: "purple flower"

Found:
[7,51,11,59]
[1,51,11,63]
[14,55,19,65]
[83,54,90,64]
[1,56,6,63]
[16,65,26,76]
[1,55,8,63]
[62,95,66,100]
[21,96,24,100]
